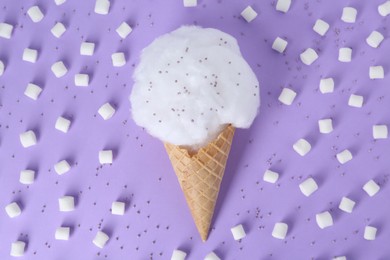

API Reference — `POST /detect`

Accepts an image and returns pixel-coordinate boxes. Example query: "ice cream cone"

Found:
[164,125,235,241]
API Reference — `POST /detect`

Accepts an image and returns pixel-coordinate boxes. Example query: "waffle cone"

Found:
[164,125,235,241]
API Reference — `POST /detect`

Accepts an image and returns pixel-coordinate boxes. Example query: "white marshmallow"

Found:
[263,169,279,183]
[204,252,221,260]
[241,6,258,23]
[54,160,71,175]
[366,31,384,48]
[336,149,352,164]
[348,94,363,108]
[272,222,288,239]
[55,0,66,5]
[22,48,38,63]
[369,66,384,79]
[183,0,197,7]
[55,116,71,133]
[373,125,388,139]
[55,227,70,240]
[338,197,355,213]
[74,73,89,87]
[276,0,291,13]
[378,1,390,16]
[80,42,95,56]
[338,47,352,62]
[272,37,288,53]
[116,22,132,39]
[313,19,329,36]
[231,224,246,240]
[24,83,42,100]
[93,231,109,248]
[112,52,126,67]
[99,150,113,164]
[293,138,311,156]
[364,226,377,240]
[299,177,318,197]
[318,118,333,134]
[5,202,22,218]
[333,256,347,260]
[0,22,13,39]
[171,249,187,260]
[27,6,44,23]
[363,180,380,197]
[19,130,37,148]
[278,87,296,105]
[10,241,25,257]
[319,78,334,94]
[95,0,110,15]
[51,61,68,78]
[300,48,318,65]
[51,22,66,38]
[111,201,125,215]
[341,7,357,23]
[0,60,4,76]
[316,211,333,229]
[58,196,75,212]
[98,103,115,120]
[20,170,35,185]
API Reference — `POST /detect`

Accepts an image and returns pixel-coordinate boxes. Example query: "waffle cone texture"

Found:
[164,125,235,241]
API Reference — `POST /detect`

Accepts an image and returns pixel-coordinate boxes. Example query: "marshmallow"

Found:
[95,0,110,15]
[204,252,221,260]
[366,31,384,48]
[338,47,352,62]
[55,0,67,5]
[116,22,132,39]
[272,222,288,239]
[348,94,363,108]
[369,66,384,79]
[333,256,347,260]
[313,19,330,36]
[241,6,258,23]
[51,22,66,38]
[24,83,42,100]
[231,224,246,240]
[54,160,71,175]
[80,42,95,56]
[276,0,291,13]
[20,170,35,185]
[336,149,352,164]
[27,6,44,23]
[55,227,70,240]
[111,201,125,215]
[51,61,68,78]
[319,78,334,94]
[272,37,288,53]
[318,118,333,134]
[373,125,388,139]
[183,0,197,7]
[10,241,26,257]
[98,103,115,120]
[378,1,390,16]
[293,138,311,156]
[341,7,357,23]
[0,60,4,76]
[316,211,333,229]
[300,48,318,65]
[171,249,187,260]
[99,150,113,164]
[338,197,355,213]
[278,87,296,105]
[112,52,126,67]
[263,169,279,184]
[299,177,318,197]
[74,73,89,87]
[58,196,75,212]
[22,48,38,63]
[19,130,37,148]
[55,116,71,133]
[363,180,380,197]
[364,226,377,240]
[93,231,109,248]
[0,22,13,39]
[5,202,22,218]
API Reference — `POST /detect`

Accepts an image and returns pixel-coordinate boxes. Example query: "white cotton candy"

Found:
[241,6,258,23]
[116,22,132,39]
[338,47,352,62]
[80,42,95,56]
[130,26,260,148]
[20,130,37,147]
[272,37,288,53]
[111,201,125,215]
[341,7,357,23]
[171,249,187,260]
[51,61,68,78]
[378,1,390,16]
[338,196,355,213]
[0,60,4,76]
[204,252,221,260]
[20,170,35,185]
[93,231,109,248]
[316,211,333,229]
[313,19,329,36]
[300,48,318,65]
[55,227,70,240]
[51,22,66,38]
[373,125,388,139]
[74,73,89,87]
[5,202,22,218]
[54,160,71,175]
[59,196,75,211]
[336,149,352,164]
[348,94,363,108]
[293,138,311,156]
[98,103,115,120]
[24,83,42,100]
[278,87,296,105]
[55,0,66,5]
[276,0,291,13]
[231,224,246,240]
[112,52,126,67]
[263,169,279,183]
[319,78,334,94]
[366,31,384,48]
[95,0,110,15]
[363,180,380,197]
[299,177,318,196]
[23,48,38,63]
[369,66,384,79]
[318,118,333,134]
[27,6,44,23]
[55,116,71,133]
[0,22,13,39]
[364,226,377,240]
[272,222,288,239]
[10,241,25,257]
[183,0,197,7]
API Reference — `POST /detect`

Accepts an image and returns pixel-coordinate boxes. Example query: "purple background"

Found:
[0,0,390,259]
